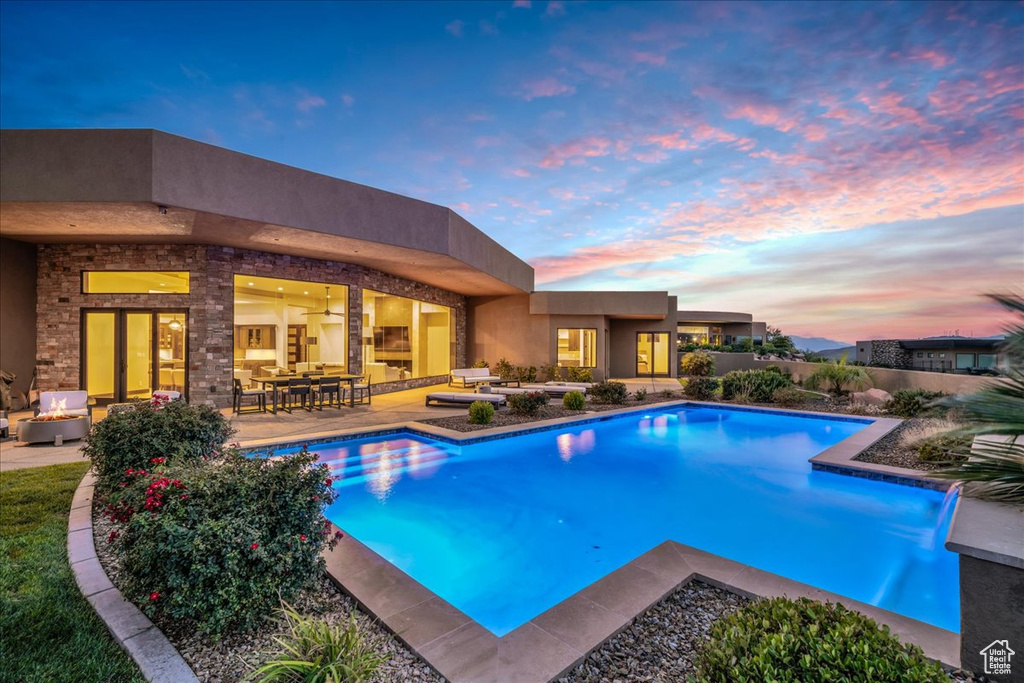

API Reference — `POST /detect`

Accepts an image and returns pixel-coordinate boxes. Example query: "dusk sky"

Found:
[1,1,1021,342]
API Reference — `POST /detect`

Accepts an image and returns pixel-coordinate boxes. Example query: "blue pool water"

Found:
[275,405,959,636]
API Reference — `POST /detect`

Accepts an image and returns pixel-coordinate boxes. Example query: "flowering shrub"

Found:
[108,447,340,634]
[507,391,548,416]
[85,400,233,490]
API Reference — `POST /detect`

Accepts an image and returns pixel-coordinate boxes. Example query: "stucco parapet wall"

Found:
[530,290,671,318]
[945,495,1024,570]
[676,310,754,324]
[0,128,533,295]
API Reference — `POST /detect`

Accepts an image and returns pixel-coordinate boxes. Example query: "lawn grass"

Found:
[0,462,144,683]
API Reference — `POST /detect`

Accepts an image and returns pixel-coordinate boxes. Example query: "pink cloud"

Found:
[632,51,667,66]
[510,168,533,178]
[445,20,465,37]
[538,136,612,168]
[546,1,565,17]
[520,77,576,101]
[532,237,706,284]
[295,94,326,112]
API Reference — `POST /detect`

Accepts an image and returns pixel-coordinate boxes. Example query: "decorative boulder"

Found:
[850,388,891,407]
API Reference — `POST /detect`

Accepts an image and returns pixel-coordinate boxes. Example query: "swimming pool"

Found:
[273,404,959,636]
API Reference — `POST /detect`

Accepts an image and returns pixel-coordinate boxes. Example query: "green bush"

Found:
[721,370,793,403]
[634,387,648,401]
[85,400,233,490]
[885,389,946,418]
[493,358,515,381]
[471,359,489,368]
[694,597,946,683]
[515,365,538,383]
[917,433,971,463]
[540,363,563,383]
[110,448,340,634]
[683,377,719,400]
[804,358,872,395]
[680,351,716,377]
[468,400,495,425]
[563,391,586,410]
[567,366,594,383]
[772,386,808,407]
[248,603,388,683]
[507,391,548,416]
[590,381,628,404]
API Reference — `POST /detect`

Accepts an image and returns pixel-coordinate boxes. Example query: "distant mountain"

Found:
[816,346,856,361]
[790,335,853,352]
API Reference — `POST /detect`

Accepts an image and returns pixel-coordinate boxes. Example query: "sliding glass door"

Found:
[82,309,188,404]
[636,332,671,377]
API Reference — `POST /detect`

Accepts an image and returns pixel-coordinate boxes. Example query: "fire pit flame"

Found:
[35,397,76,422]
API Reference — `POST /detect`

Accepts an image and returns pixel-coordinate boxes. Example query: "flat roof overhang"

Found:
[530,290,670,319]
[676,310,754,324]
[899,339,1003,351]
[0,129,534,296]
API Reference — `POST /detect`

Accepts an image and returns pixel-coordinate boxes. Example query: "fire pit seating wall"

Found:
[449,367,503,387]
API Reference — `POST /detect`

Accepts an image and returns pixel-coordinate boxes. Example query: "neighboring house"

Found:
[677,311,766,347]
[856,337,1005,373]
[0,129,721,406]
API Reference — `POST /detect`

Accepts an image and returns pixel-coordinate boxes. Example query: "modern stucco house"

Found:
[0,129,753,407]
[677,310,766,347]
[855,337,1005,373]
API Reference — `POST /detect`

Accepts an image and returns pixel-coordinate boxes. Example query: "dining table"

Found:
[249,374,363,414]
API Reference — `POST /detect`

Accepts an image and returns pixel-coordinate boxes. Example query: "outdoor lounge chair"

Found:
[425,392,506,407]
[502,383,588,397]
[449,368,503,387]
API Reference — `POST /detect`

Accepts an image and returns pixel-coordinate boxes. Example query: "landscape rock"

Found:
[850,387,892,407]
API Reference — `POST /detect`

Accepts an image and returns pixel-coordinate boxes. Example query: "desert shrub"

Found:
[885,389,946,418]
[85,400,233,490]
[468,401,495,425]
[471,359,489,368]
[917,433,972,463]
[248,603,388,683]
[763,364,786,375]
[540,363,563,383]
[563,391,586,410]
[493,358,515,381]
[589,381,628,404]
[694,597,946,683]
[720,370,793,403]
[804,358,872,395]
[567,366,594,383]
[515,365,538,383]
[771,386,808,407]
[679,351,716,377]
[507,391,548,416]
[634,387,648,401]
[683,377,719,400]
[110,448,340,634]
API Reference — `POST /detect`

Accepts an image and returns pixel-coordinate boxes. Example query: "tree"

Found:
[804,355,872,395]
[765,325,795,353]
[933,293,1024,503]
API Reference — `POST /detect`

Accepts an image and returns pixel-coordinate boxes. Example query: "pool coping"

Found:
[245,402,961,682]
[67,471,199,683]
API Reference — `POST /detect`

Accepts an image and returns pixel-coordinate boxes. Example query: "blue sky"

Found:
[2,0,1022,341]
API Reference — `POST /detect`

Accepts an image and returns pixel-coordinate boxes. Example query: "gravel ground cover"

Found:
[557,581,748,683]
[853,417,962,472]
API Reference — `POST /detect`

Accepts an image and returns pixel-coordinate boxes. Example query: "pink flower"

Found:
[251,542,259,550]
[300,535,307,542]
[149,592,159,601]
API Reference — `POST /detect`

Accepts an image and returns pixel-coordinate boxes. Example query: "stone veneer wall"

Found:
[867,339,913,368]
[36,244,467,407]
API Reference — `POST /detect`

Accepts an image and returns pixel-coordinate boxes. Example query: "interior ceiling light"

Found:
[248,282,255,286]
[277,286,284,291]
[168,320,182,330]
[303,291,309,295]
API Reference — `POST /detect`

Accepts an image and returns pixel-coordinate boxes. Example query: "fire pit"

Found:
[17,397,91,445]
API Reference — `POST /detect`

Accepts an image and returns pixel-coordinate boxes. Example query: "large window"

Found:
[557,328,597,367]
[361,289,453,381]
[233,276,348,380]
[977,354,997,369]
[83,271,190,294]
[955,353,974,370]
[678,325,723,346]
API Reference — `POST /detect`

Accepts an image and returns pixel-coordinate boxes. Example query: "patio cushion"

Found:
[427,392,506,405]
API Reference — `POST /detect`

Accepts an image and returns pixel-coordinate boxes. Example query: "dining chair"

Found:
[283,377,313,413]
[316,376,342,410]
[232,378,266,414]
[344,376,373,406]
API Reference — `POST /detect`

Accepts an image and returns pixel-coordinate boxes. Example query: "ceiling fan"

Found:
[302,286,341,317]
